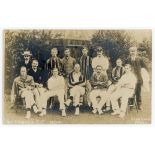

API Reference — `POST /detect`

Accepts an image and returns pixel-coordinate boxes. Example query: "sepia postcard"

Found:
[3,29,152,124]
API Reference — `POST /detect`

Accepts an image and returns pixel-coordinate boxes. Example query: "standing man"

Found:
[79,46,92,106]
[45,48,62,73]
[11,66,36,119]
[19,51,32,72]
[65,64,86,115]
[61,48,76,100]
[125,47,147,110]
[110,64,137,118]
[44,48,62,85]
[61,48,76,77]
[89,65,109,115]
[92,46,109,72]
[39,68,66,117]
[79,46,92,80]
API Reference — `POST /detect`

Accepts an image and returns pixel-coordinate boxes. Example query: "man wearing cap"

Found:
[39,68,66,117]
[11,66,37,119]
[20,50,32,71]
[92,47,109,72]
[65,64,86,115]
[125,46,147,110]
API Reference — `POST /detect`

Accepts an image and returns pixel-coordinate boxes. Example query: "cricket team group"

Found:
[10,46,149,119]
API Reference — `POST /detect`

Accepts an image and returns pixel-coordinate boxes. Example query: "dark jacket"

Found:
[79,55,93,80]
[90,72,109,89]
[111,66,125,83]
[45,57,62,72]
[68,71,86,87]
[28,68,43,84]
[125,56,147,83]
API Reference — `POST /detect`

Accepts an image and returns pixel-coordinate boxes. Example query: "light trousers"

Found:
[41,89,65,110]
[70,86,85,106]
[33,87,47,111]
[89,89,108,110]
[21,89,35,109]
[110,88,134,113]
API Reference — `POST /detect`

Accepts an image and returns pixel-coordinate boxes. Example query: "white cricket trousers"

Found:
[110,88,134,113]
[33,87,47,111]
[70,86,85,106]
[41,89,65,110]
[106,84,117,106]
[21,89,35,109]
[89,89,107,110]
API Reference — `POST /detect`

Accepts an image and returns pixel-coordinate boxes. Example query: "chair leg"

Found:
[134,98,138,113]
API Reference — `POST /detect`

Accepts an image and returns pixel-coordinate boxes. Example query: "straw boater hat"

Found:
[22,51,32,56]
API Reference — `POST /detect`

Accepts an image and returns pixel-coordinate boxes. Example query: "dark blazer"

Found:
[45,57,62,72]
[28,68,43,84]
[125,56,147,83]
[79,55,93,80]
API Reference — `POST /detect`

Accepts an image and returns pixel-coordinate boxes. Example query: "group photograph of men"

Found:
[3,30,152,124]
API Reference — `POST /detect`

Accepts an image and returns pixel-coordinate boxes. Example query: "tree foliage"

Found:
[138,38,152,60]
[5,30,64,89]
[91,30,136,66]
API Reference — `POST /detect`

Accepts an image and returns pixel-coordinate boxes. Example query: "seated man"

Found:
[110,64,137,118]
[65,64,86,116]
[28,59,46,112]
[39,68,66,117]
[89,65,109,115]
[106,58,125,110]
[11,66,36,119]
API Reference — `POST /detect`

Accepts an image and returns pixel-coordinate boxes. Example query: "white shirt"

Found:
[92,55,109,71]
[118,72,137,89]
[47,75,65,91]
[73,72,81,82]
[25,60,30,65]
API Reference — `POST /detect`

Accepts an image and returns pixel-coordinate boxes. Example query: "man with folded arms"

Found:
[89,65,109,115]
[65,64,86,115]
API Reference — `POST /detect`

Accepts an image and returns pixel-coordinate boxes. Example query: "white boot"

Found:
[39,109,46,117]
[98,109,103,115]
[25,111,31,119]
[33,105,38,114]
[75,107,79,116]
[65,99,71,106]
[119,112,125,118]
[111,109,120,115]
[62,109,66,117]
[92,108,97,114]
